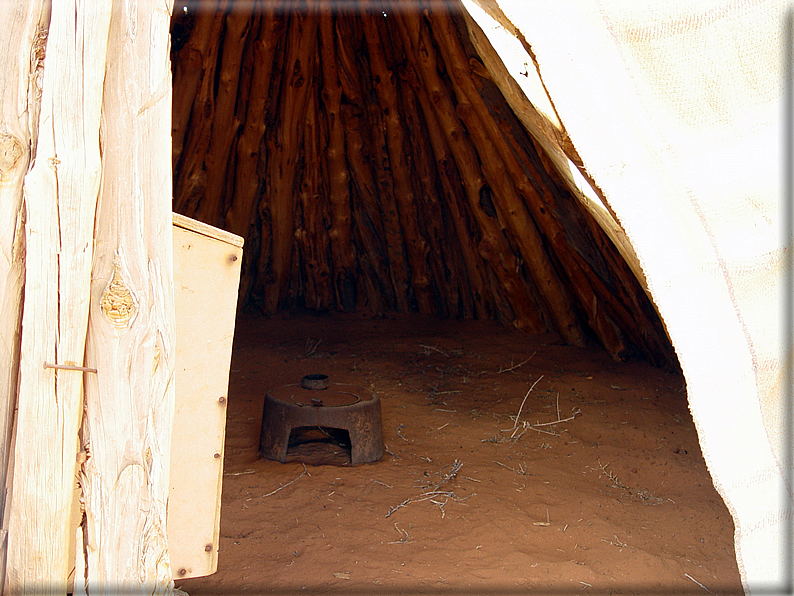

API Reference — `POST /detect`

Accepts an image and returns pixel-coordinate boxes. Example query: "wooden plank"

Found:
[168,218,242,579]
[173,212,244,248]
[4,2,111,594]
[78,1,177,593]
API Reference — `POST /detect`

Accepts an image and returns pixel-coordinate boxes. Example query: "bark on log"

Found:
[395,6,545,331]
[335,13,409,311]
[296,93,334,310]
[194,0,256,226]
[319,11,357,311]
[343,104,395,314]
[225,4,286,306]
[172,0,230,217]
[259,0,319,313]
[171,1,224,170]
[360,1,434,314]
[392,12,495,320]
[427,6,587,346]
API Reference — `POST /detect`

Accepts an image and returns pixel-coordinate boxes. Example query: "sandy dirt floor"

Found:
[176,311,744,595]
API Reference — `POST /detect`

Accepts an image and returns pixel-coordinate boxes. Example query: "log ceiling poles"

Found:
[170,0,675,366]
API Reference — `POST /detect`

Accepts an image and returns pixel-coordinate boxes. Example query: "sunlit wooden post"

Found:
[1,0,177,593]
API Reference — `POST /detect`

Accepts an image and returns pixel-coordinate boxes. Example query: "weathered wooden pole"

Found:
[4,0,177,593]
[0,0,50,590]
[78,0,177,593]
[3,2,111,594]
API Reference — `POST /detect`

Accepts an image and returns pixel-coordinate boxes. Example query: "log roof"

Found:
[170,0,676,367]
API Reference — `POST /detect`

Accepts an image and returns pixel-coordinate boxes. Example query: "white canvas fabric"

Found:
[466,1,793,593]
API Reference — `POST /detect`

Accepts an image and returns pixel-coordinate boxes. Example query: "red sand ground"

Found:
[177,311,743,595]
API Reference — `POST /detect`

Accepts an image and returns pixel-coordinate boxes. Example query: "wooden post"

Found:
[0,6,49,575]
[78,0,177,594]
[3,2,111,594]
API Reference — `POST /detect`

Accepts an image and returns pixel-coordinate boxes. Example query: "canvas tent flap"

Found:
[465,0,793,593]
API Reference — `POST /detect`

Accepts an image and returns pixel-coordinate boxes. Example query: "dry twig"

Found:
[262,464,308,498]
[685,573,713,594]
[501,377,581,441]
[419,344,448,357]
[304,338,322,357]
[497,352,536,373]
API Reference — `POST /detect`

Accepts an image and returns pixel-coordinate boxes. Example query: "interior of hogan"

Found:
[167,1,743,593]
[169,0,676,367]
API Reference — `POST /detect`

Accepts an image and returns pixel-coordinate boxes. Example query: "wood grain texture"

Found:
[0,5,48,569]
[79,0,177,593]
[4,2,111,593]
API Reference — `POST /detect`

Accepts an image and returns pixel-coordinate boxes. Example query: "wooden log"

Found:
[224,4,284,238]
[360,1,435,314]
[319,10,357,311]
[394,6,545,331]
[172,0,230,217]
[391,10,497,320]
[455,20,654,358]
[530,142,675,363]
[348,185,389,315]
[398,58,495,320]
[342,104,395,314]
[224,4,286,307]
[0,4,48,571]
[79,0,176,592]
[259,0,319,313]
[427,6,588,346]
[3,3,109,594]
[396,52,484,319]
[295,92,334,310]
[171,0,224,170]
[194,0,256,227]
[335,13,408,311]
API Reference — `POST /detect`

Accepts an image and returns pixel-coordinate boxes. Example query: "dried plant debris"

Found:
[385,459,474,519]
[598,458,663,505]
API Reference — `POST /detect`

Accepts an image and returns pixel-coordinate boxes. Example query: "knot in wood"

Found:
[0,134,24,182]
[100,256,137,329]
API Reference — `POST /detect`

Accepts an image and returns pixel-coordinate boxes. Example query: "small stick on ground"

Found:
[508,375,544,432]
[497,352,536,373]
[528,408,581,428]
[384,444,400,459]
[388,522,414,544]
[419,344,448,357]
[684,573,713,594]
[598,458,627,490]
[395,424,410,442]
[305,338,322,357]
[262,464,308,498]
[385,498,413,518]
[493,460,529,475]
